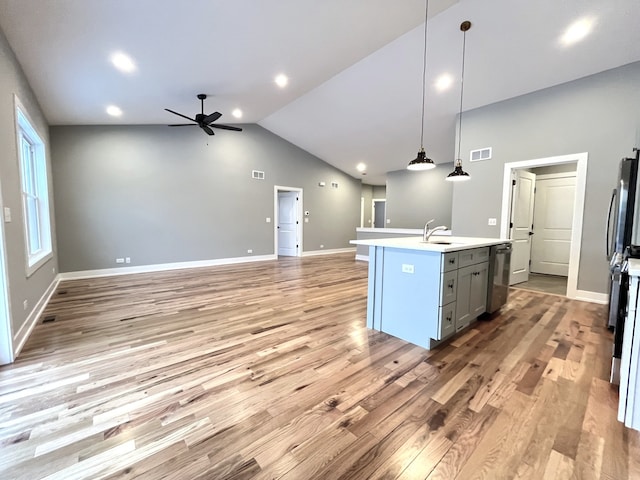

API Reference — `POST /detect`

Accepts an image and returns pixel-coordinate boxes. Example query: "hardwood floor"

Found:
[0,253,638,479]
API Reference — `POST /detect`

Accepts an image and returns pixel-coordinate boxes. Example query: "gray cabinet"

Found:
[455,247,489,331]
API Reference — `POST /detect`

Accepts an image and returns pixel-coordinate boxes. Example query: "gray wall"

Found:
[0,27,58,334]
[532,163,577,176]
[452,61,640,294]
[50,124,361,272]
[385,162,454,229]
[372,185,386,199]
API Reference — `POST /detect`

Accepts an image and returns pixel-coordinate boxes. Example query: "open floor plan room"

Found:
[0,254,637,479]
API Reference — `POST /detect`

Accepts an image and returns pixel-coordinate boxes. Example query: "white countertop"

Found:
[350,236,511,253]
[357,227,449,235]
[629,258,640,276]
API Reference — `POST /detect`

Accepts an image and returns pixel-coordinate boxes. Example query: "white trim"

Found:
[355,254,369,262]
[302,247,356,257]
[0,192,13,365]
[59,254,278,281]
[274,186,304,257]
[574,290,608,304]
[536,172,577,181]
[500,152,587,301]
[13,275,59,359]
[360,197,364,228]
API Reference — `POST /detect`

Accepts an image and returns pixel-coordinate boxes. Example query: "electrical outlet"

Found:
[386,219,391,224]
[3,207,11,222]
[488,218,497,226]
[320,244,324,249]
[116,258,125,264]
[125,257,131,264]
[266,217,271,223]
[23,300,28,310]
[247,249,253,254]
[401,264,415,274]
[304,218,309,223]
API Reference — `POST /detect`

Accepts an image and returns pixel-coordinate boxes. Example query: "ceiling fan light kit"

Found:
[165,94,243,137]
[407,0,436,172]
[446,20,472,182]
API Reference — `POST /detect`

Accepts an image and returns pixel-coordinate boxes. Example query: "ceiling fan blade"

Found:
[164,108,196,123]
[202,125,215,136]
[210,124,243,132]
[168,124,197,127]
[204,112,222,124]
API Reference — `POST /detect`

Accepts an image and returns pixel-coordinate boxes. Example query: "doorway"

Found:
[372,199,386,228]
[274,186,303,257]
[500,153,587,300]
[0,201,13,364]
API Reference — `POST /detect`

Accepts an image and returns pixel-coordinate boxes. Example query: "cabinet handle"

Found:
[448,280,454,289]
[446,314,452,322]
[449,258,455,264]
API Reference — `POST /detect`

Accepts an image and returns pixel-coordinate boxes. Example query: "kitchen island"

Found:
[350,236,511,349]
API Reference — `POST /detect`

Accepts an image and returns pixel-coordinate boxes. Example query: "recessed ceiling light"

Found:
[560,18,594,46]
[110,52,136,73]
[275,74,289,88]
[435,74,453,92]
[356,163,366,172]
[106,105,122,117]
[232,108,243,119]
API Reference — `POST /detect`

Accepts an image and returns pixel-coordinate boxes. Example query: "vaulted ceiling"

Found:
[1,0,638,184]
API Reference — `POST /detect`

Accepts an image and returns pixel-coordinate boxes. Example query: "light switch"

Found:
[266,217,271,223]
[304,218,309,223]
[3,207,11,222]
[386,219,391,224]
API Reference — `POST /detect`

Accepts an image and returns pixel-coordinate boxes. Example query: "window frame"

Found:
[14,96,52,277]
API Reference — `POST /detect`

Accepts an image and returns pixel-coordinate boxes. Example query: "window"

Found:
[16,99,52,275]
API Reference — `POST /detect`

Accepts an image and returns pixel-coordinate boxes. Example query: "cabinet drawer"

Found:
[437,302,456,340]
[441,252,459,272]
[440,270,457,306]
[458,247,490,268]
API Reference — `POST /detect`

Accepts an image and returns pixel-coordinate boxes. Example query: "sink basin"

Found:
[421,240,460,245]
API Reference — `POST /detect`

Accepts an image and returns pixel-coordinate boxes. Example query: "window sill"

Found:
[26,250,53,278]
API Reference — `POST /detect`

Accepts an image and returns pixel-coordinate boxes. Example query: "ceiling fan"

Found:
[165,94,242,136]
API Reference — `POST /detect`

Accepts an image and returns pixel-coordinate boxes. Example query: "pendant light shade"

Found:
[408,148,435,171]
[407,0,436,171]
[446,20,472,182]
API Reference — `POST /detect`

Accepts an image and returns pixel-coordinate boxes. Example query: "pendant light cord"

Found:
[456,26,467,162]
[419,0,429,149]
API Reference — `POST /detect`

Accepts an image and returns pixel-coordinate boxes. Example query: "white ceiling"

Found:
[1,0,639,185]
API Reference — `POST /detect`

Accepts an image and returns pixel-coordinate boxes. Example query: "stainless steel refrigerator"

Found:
[607,148,640,384]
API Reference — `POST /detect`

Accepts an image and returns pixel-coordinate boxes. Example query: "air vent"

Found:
[470,147,492,162]
[42,315,56,324]
[251,170,265,180]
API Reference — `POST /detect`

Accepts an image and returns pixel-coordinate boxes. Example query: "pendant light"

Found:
[446,20,472,182]
[407,0,436,171]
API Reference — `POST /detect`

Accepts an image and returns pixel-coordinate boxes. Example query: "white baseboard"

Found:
[13,275,60,358]
[59,254,278,280]
[302,248,356,257]
[573,290,608,304]
[355,254,369,262]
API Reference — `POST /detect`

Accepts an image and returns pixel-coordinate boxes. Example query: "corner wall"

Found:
[451,61,640,294]
[0,26,58,354]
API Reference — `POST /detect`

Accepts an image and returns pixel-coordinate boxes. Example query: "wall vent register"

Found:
[470,147,492,162]
[251,170,265,180]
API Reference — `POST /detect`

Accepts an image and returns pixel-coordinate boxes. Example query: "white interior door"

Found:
[510,170,536,285]
[278,191,299,257]
[531,174,576,276]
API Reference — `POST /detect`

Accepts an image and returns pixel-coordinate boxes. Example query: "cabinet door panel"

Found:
[456,265,473,329]
[470,262,489,316]
[442,252,459,272]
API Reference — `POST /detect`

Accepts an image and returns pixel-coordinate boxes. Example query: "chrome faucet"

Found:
[423,219,448,242]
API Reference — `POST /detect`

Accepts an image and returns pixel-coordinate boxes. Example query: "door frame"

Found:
[0,189,14,364]
[274,185,303,257]
[500,152,587,300]
[372,198,386,228]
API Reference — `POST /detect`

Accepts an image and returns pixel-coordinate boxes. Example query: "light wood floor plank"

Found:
[0,254,637,479]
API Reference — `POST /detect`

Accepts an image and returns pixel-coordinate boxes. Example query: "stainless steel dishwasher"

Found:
[486,243,512,314]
